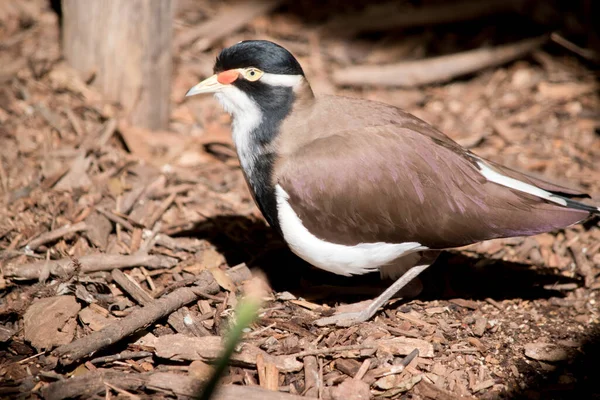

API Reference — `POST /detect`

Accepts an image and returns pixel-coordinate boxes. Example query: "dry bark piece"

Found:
[188,360,214,381]
[375,374,422,391]
[256,353,280,391]
[473,316,487,337]
[523,342,569,362]
[377,337,434,358]
[0,325,17,342]
[537,81,597,101]
[54,154,93,190]
[304,355,320,396]
[83,211,112,249]
[331,378,372,400]
[152,334,302,373]
[471,379,495,392]
[78,306,117,331]
[24,296,81,351]
[111,269,154,305]
[416,379,476,400]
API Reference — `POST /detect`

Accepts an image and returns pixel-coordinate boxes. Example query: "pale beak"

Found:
[185,74,225,97]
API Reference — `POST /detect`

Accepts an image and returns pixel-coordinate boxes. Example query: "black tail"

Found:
[555,195,600,214]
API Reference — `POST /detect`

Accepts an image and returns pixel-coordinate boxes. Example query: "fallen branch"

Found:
[42,370,314,400]
[53,265,252,366]
[5,253,176,280]
[24,221,87,251]
[325,0,526,35]
[333,36,547,88]
[175,0,283,51]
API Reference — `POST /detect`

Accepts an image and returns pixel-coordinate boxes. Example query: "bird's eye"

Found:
[244,68,263,82]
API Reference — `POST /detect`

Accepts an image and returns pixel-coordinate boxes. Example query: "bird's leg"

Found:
[314,254,438,327]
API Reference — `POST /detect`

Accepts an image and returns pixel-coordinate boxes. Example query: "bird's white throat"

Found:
[214,87,263,181]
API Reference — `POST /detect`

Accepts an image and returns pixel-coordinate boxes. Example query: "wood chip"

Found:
[331,378,372,400]
[377,337,434,358]
[24,296,81,351]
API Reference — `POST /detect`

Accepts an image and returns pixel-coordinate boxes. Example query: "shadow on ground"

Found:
[186,215,580,303]
[183,214,600,399]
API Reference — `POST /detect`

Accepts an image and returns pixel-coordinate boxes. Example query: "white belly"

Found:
[275,185,427,276]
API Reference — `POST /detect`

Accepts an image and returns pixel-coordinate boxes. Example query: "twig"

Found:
[550,32,598,61]
[24,222,87,251]
[95,207,138,232]
[144,193,176,228]
[65,108,85,136]
[111,269,154,305]
[325,0,526,35]
[333,36,547,87]
[54,266,252,366]
[5,253,175,280]
[175,0,283,51]
[90,351,153,365]
[286,344,376,359]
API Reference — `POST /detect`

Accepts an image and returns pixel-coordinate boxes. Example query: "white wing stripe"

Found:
[476,161,567,207]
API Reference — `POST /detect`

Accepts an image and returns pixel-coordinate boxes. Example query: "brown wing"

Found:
[275,124,589,249]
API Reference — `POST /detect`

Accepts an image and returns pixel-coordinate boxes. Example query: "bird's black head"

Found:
[214,40,305,76]
[185,40,311,135]
[185,40,308,125]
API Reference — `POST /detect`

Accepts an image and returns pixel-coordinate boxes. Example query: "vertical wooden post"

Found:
[61,0,173,130]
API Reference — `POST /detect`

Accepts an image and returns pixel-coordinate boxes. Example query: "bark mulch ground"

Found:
[1,1,599,399]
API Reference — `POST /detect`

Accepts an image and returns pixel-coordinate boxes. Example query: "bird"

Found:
[186,40,599,327]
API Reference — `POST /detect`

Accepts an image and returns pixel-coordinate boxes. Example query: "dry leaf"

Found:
[209,268,236,292]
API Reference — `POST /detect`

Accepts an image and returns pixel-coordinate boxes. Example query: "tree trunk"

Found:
[61,0,173,130]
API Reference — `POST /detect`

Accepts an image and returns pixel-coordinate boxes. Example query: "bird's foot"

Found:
[314,310,372,327]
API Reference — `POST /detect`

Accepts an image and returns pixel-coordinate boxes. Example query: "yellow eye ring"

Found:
[243,68,263,82]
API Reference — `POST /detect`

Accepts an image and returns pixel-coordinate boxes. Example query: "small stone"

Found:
[524,342,569,362]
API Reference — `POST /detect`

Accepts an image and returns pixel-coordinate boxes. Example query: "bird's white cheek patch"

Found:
[275,185,427,276]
